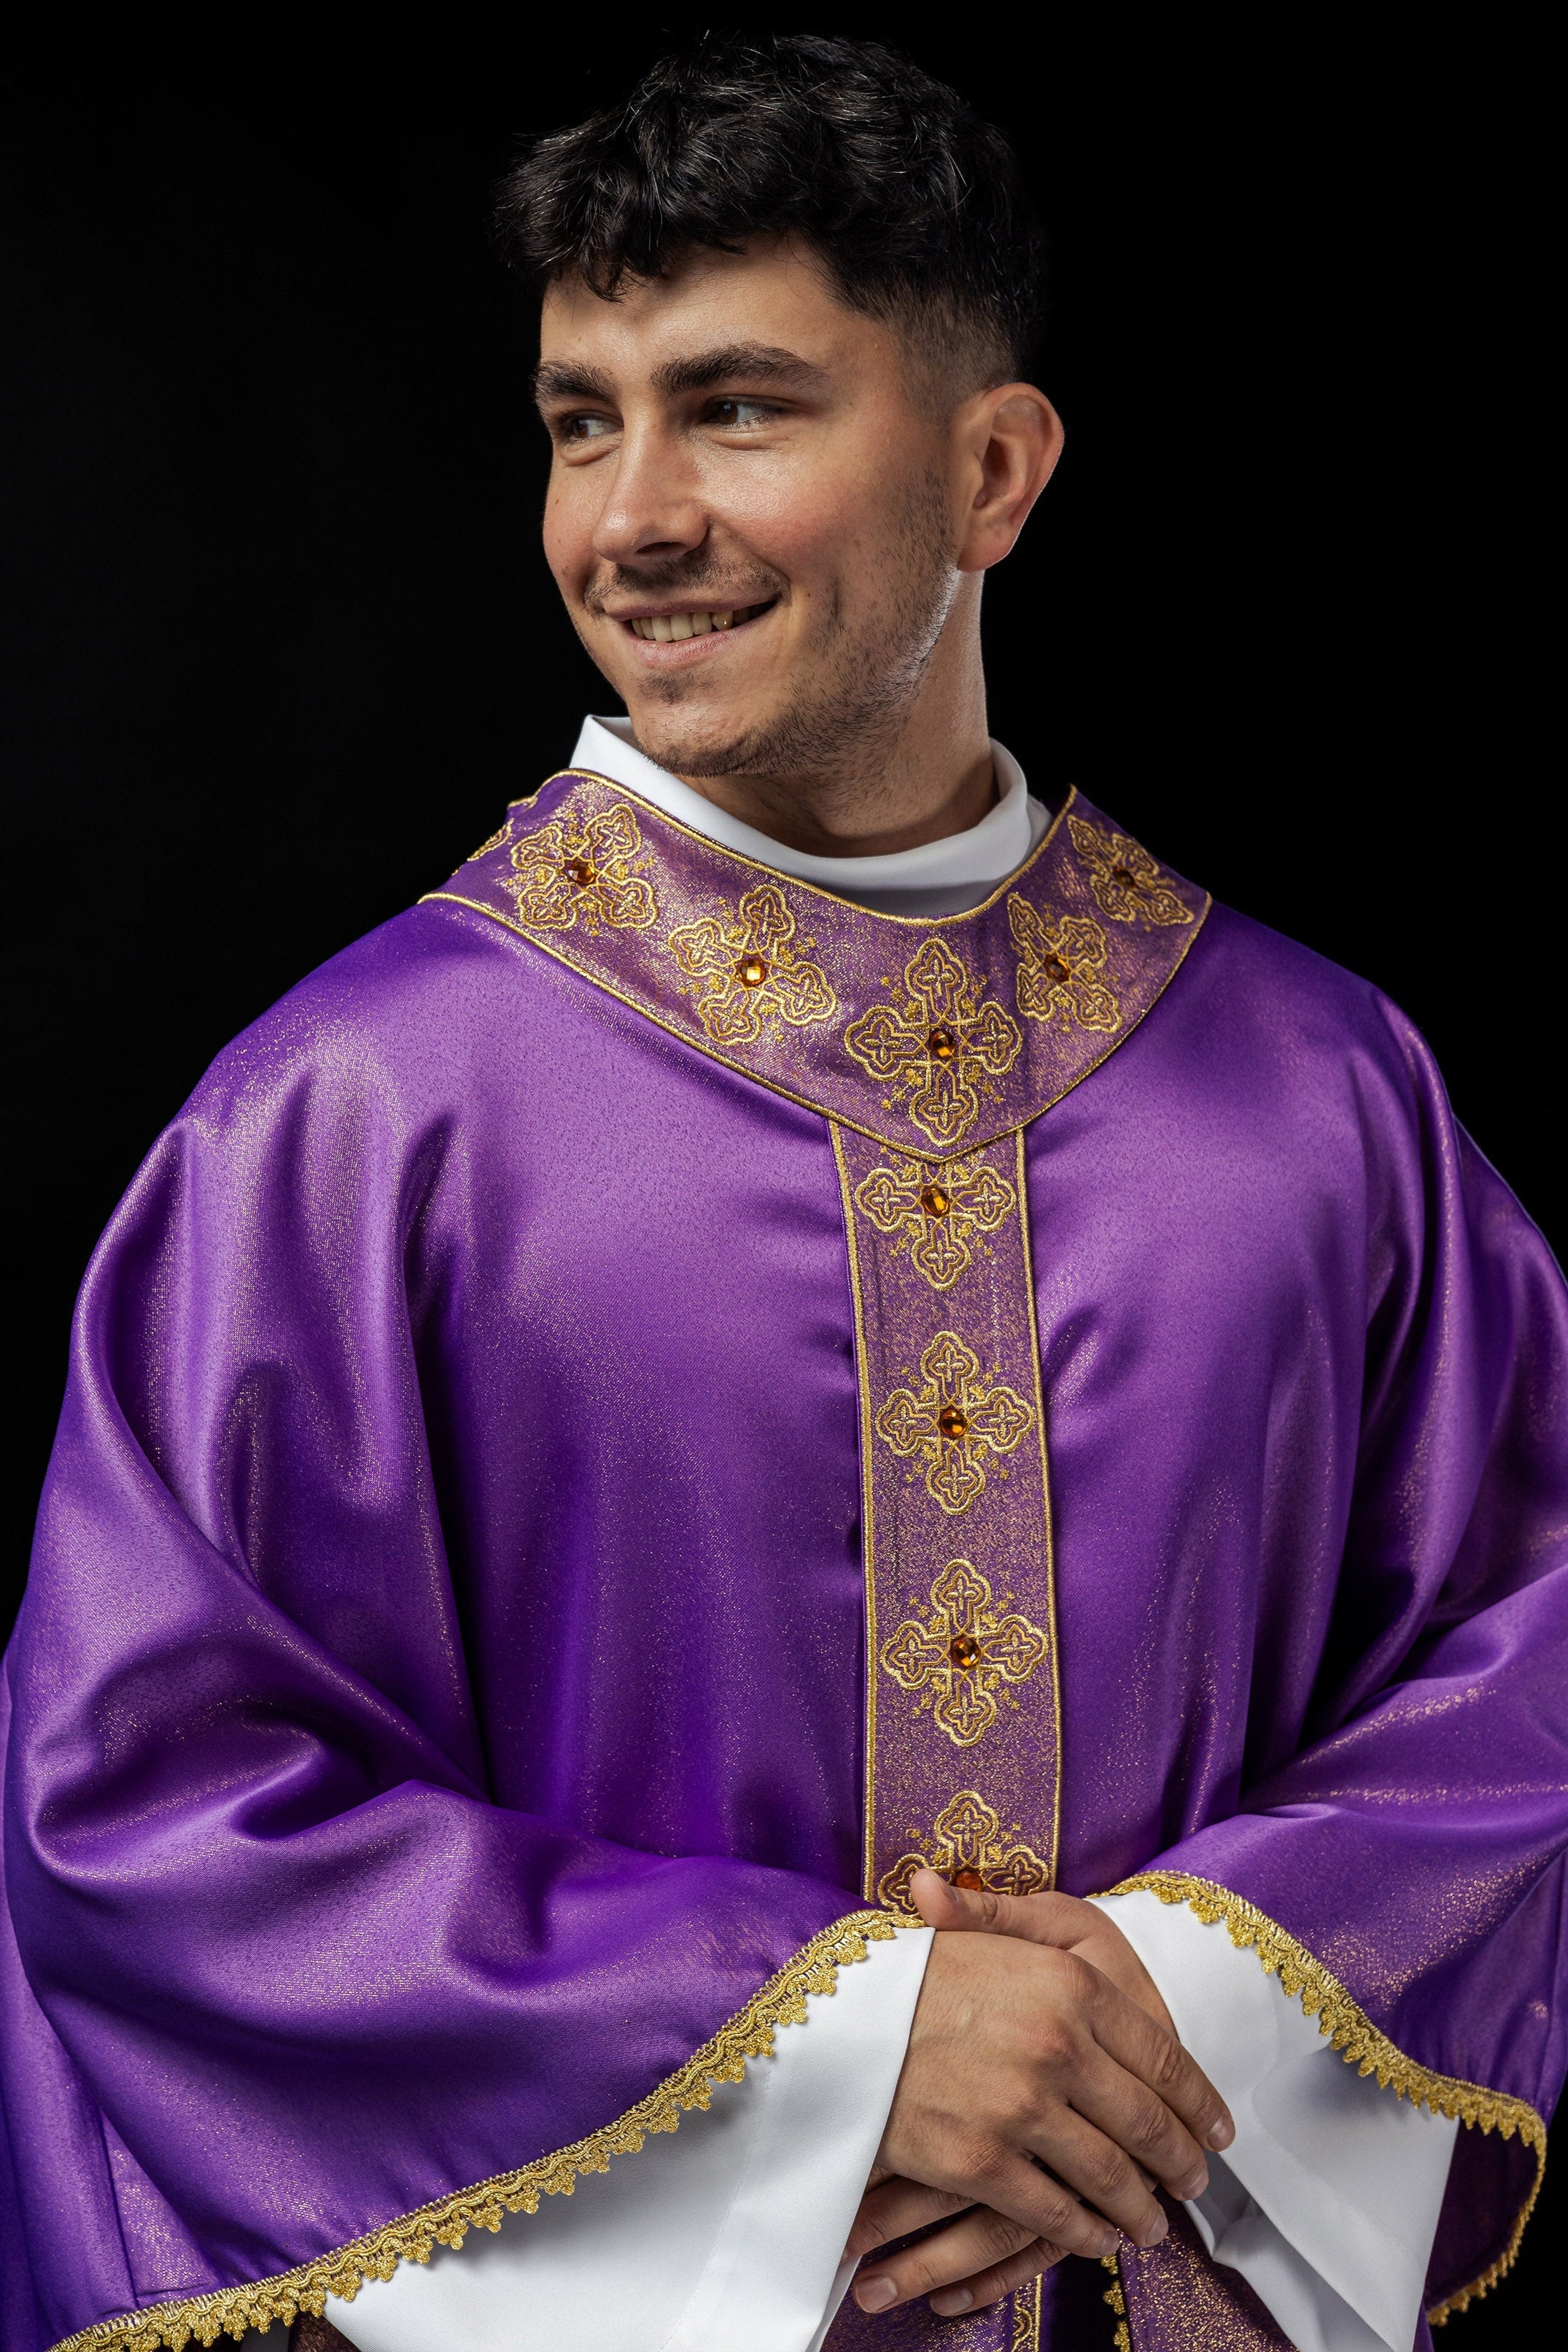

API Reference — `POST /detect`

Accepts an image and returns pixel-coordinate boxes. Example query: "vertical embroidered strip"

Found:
[835,1126,1060,1914]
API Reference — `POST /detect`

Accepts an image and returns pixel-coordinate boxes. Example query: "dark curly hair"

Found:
[494,34,1044,388]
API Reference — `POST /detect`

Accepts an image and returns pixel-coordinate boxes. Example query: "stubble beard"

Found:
[600,466,959,814]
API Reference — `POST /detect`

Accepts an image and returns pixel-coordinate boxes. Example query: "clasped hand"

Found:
[848,1871,1234,2319]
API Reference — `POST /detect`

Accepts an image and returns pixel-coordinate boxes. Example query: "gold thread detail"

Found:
[504,802,658,936]
[877,1789,1049,1911]
[47,1912,897,2352]
[880,1558,1047,1747]
[1101,2251,1131,2351]
[874,1329,1034,1515]
[417,885,1213,1165]
[831,1124,882,1898]
[1106,1871,1548,2325]
[843,936,1022,1148]
[1010,2272,1042,2348]
[666,881,837,1043]
[1007,894,1121,1033]
[1067,814,1193,925]
[851,1152,1016,1291]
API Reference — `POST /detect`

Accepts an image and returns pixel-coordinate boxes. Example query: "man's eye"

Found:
[560,414,615,442]
[707,398,776,429]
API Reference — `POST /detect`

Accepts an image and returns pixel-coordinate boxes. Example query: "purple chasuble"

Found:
[2,773,1564,2352]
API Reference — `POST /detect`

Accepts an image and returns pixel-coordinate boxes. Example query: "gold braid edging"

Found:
[1106,1871,1548,2325]
[48,1910,899,2352]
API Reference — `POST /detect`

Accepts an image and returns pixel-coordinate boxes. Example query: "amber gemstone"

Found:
[948,1633,982,1669]
[920,1184,952,1220]
[1111,862,1143,889]
[737,953,769,988]
[952,1868,985,1890]
[938,1405,969,1440]
[564,856,597,888]
[1043,953,1070,983]
[925,1024,959,1061]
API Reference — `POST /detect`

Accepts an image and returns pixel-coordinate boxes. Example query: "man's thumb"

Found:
[907,1866,1028,1935]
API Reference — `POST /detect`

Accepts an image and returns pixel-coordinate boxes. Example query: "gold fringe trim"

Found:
[50,1911,899,2352]
[1107,1871,1548,2325]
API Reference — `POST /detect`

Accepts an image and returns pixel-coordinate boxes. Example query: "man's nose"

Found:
[591,423,708,568]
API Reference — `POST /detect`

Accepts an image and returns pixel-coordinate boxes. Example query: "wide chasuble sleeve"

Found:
[2,771,1564,2352]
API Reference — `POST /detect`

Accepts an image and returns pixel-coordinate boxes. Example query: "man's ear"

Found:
[954,384,1063,573]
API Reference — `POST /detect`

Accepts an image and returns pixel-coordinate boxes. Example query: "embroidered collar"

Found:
[424,770,1209,1160]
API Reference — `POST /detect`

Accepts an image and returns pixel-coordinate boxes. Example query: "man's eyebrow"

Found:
[532,360,616,406]
[652,344,828,396]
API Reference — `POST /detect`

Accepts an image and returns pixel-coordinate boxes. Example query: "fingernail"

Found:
[931,2288,974,2315]
[1178,2167,1208,2200]
[1141,2213,1169,2247]
[855,2277,897,2312]
[1207,2120,1235,2151]
[1096,2232,1118,2259]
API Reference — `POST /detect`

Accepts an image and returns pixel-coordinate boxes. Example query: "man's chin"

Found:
[624,702,775,782]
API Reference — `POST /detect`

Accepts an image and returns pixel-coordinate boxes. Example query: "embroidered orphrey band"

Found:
[836,1124,1060,1915]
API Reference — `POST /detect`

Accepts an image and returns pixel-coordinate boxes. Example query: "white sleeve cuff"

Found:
[1090,1890,1456,2352]
[325,1923,931,2352]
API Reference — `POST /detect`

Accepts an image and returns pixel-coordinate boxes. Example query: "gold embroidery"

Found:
[47,1914,897,2352]
[471,816,514,858]
[1007,895,1121,1034]
[1106,1871,1548,2326]
[851,1153,1017,1291]
[874,1330,1034,1515]
[877,1789,1049,1910]
[843,936,1022,1148]
[666,882,837,1045]
[1011,2273,1042,2348]
[881,1559,1047,1747]
[1101,2253,1131,2352]
[1068,814,1192,926]
[505,802,658,936]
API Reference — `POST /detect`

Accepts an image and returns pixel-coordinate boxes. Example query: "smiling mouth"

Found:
[624,600,775,643]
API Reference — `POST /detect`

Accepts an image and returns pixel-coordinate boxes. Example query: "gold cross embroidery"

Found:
[874,1330,1034,1515]
[1007,896,1122,1034]
[844,937,1022,1149]
[853,1153,1017,1292]
[877,1789,1050,1911]
[666,883,838,1045]
[505,804,659,937]
[881,1560,1048,1747]
[1067,815,1192,927]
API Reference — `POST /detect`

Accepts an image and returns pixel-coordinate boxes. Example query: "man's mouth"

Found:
[622,600,776,643]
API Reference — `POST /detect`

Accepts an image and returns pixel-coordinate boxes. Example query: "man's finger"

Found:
[1082,1970,1233,2159]
[929,2237,1070,2320]
[907,1867,1079,1944]
[844,2175,969,2262]
[853,2207,1064,2314]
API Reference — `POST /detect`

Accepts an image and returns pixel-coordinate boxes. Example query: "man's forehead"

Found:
[535,241,885,390]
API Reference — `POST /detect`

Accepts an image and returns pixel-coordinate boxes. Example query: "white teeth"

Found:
[630,606,757,640]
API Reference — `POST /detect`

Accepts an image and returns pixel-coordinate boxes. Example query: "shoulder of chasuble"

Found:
[423,770,1209,1157]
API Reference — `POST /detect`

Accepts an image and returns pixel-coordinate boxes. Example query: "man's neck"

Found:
[672,738,997,861]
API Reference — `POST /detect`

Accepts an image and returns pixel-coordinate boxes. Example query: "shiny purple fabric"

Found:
[4,843,1566,2348]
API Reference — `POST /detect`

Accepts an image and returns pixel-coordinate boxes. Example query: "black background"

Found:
[1,14,1557,2334]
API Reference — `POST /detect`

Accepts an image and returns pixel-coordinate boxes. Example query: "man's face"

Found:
[536,239,965,784]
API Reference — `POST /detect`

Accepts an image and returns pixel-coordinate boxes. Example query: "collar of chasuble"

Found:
[426,769,1209,1159]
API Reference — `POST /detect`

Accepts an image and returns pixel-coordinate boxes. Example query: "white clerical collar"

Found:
[567,714,1050,918]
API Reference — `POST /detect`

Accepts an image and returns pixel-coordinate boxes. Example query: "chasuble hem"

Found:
[1109,1870,1547,2323]
[42,1912,896,2352]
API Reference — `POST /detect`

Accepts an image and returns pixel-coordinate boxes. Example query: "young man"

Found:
[3,35,1564,2352]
